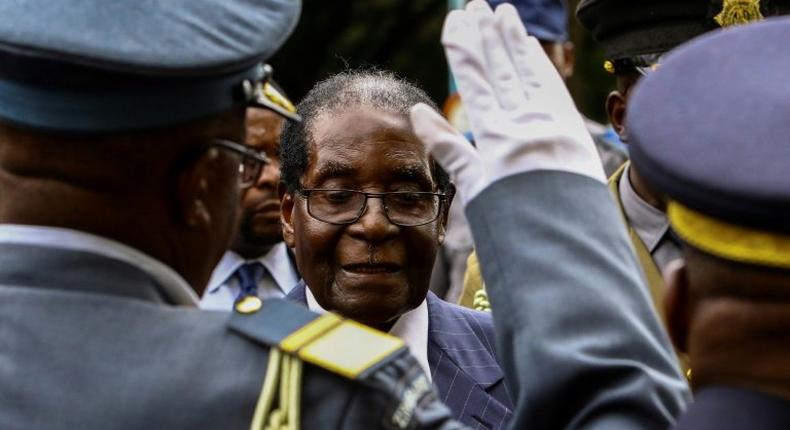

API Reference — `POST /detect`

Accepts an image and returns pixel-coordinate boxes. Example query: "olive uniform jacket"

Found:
[607,162,665,316]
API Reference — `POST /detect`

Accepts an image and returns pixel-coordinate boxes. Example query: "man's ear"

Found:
[177,148,220,229]
[437,184,456,245]
[664,259,690,354]
[605,90,628,141]
[280,188,296,248]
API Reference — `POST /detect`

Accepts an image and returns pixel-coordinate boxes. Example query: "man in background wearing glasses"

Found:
[279,70,514,429]
[201,104,302,311]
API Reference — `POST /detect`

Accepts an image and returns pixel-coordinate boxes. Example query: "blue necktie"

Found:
[235,262,265,300]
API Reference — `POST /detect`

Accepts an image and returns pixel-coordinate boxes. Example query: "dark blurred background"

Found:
[270,0,613,122]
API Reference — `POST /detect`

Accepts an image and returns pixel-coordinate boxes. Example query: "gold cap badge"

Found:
[603,60,616,74]
[715,0,764,27]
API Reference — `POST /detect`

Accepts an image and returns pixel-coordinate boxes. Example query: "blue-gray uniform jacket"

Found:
[465,169,691,429]
[0,241,462,429]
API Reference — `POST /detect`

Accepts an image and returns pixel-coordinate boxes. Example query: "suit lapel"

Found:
[426,293,510,429]
[284,280,308,305]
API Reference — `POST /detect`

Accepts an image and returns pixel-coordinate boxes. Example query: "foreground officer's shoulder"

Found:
[229,298,404,378]
[228,298,459,429]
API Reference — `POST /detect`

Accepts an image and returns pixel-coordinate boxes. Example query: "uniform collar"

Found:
[0,224,198,306]
[304,286,431,381]
[619,164,670,252]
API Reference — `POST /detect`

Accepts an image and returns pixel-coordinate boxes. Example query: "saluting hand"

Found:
[410,0,605,207]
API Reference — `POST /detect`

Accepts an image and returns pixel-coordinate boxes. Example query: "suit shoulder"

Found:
[431,293,493,322]
[428,293,495,339]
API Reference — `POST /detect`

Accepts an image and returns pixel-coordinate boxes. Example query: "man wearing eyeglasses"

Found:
[279,71,513,429]
[201,107,301,311]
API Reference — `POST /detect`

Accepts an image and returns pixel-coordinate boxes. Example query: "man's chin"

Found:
[329,298,410,330]
[232,232,283,258]
[241,228,282,247]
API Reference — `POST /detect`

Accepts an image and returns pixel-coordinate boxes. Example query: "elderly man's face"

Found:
[282,106,448,330]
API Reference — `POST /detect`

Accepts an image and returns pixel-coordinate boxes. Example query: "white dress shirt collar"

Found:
[0,224,198,306]
[619,164,670,252]
[205,242,299,295]
[304,286,431,381]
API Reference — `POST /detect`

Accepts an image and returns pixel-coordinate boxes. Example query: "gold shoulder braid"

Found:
[715,0,764,27]
[249,313,406,430]
[473,288,491,312]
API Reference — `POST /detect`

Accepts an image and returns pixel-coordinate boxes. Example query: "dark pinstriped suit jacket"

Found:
[286,283,513,429]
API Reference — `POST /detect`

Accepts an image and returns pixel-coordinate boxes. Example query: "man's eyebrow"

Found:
[392,164,434,187]
[312,160,356,184]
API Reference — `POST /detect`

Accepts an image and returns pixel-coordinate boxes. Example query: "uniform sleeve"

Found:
[342,348,468,430]
[466,170,691,430]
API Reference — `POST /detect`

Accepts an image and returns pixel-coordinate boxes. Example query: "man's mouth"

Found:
[342,262,401,274]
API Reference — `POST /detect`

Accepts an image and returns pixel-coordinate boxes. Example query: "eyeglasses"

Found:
[298,189,448,227]
[209,139,269,188]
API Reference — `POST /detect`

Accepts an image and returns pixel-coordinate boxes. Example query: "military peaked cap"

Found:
[0,0,301,132]
[628,17,790,268]
[576,0,787,74]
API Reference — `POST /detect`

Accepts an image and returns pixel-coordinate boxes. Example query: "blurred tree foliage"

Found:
[270,0,613,123]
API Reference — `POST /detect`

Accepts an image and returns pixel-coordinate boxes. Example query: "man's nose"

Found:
[348,197,399,243]
[254,159,280,188]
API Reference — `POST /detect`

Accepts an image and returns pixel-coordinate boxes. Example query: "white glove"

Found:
[410,0,605,206]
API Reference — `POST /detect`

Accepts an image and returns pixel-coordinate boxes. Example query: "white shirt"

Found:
[200,242,299,311]
[0,224,198,306]
[619,165,682,272]
[305,287,432,381]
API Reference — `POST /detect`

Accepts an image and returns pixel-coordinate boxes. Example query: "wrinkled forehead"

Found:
[305,106,435,186]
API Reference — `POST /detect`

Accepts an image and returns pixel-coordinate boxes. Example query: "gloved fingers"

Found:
[410,103,486,203]
[496,5,567,101]
[468,0,524,111]
[497,4,536,90]
[443,8,498,123]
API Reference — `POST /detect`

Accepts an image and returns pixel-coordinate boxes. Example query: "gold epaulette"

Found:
[248,312,406,430]
[280,313,406,379]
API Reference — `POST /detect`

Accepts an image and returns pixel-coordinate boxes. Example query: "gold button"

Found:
[235,295,263,314]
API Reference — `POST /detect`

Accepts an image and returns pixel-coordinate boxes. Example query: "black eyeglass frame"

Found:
[208,139,269,188]
[297,188,449,227]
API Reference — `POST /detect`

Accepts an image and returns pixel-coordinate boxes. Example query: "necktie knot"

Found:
[235,262,266,299]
